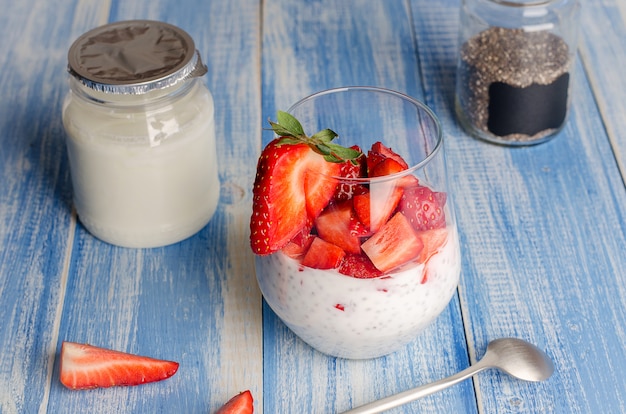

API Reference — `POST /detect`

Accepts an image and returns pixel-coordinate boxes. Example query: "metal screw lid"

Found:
[67,20,207,94]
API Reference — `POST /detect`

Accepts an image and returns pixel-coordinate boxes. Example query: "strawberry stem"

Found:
[268,111,362,164]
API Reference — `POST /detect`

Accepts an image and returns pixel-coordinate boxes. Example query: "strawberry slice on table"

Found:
[361,212,424,273]
[398,184,447,232]
[216,390,254,414]
[301,236,346,269]
[59,341,179,390]
[250,111,362,255]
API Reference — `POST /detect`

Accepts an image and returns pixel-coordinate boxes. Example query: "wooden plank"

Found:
[411,0,626,412]
[43,1,263,413]
[579,0,626,180]
[0,1,110,413]
[261,1,475,413]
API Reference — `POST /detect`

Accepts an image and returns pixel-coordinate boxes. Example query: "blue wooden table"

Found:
[1,0,625,413]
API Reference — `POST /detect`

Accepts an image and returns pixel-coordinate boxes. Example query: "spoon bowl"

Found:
[342,337,554,414]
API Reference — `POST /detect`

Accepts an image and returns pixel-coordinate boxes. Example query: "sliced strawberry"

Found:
[339,254,384,278]
[369,157,407,177]
[398,185,447,232]
[315,201,362,254]
[416,228,448,263]
[353,186,404,233]
[250,139,340,255]
[303,153,341,219]
[361,212,424,273]
[370,142,409,169]
[251,112,361,256]
[281,229,315,259]
[59,342,179,390]
[301,237,346,269]
[334,146,368,201]
[216,390,254,414]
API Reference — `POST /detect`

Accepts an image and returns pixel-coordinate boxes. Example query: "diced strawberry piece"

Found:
[59,342,179,390]
[281,229,315,259]
[301,237,346,269]
[367,142,409,176]
[416,228,448,263]
[338,254,384,278]
[398,185,447,232]
[216,390,254,414]
[334,146,368,201]
[370,142,409,169]
[315,202,362,254]
[361,212,424,273]
[250,139,340,255]
[369,158,407,177]
[349,213,372,237]
[352,186,404,233]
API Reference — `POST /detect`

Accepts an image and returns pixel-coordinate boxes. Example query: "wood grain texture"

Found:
[261,1,474,413]
[0,0,624,413]
[47,1,262,413]
[579,0,626,180]
[410,0,626,412]
[0,1,108,412]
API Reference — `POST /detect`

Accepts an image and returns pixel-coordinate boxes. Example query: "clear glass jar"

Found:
[455,0,580,146]
[62,20,219,247]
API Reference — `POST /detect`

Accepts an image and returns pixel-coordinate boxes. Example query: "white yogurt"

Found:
[63,79,219,247]
[256,225,461,359]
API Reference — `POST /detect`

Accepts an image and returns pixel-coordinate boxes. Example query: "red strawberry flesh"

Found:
[59,341,179,390]
[361,212,424,273]
[216,390,254,414]
[315,201,362,254]
[398,185,447,232]
[301,237,346,269]
[250,139,340,255]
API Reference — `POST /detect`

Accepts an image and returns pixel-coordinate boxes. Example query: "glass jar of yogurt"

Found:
[63,20,219,248]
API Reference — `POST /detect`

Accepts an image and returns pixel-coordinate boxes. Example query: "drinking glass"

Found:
[255,87,461,359]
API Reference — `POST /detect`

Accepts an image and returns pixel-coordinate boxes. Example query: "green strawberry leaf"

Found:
[311,129,338,143]
[276,111,305,137]
[267,110,363,164]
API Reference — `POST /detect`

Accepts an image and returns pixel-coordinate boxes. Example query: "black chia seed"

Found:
[457,27,572,143]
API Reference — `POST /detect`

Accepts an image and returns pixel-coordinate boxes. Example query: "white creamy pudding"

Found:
[256,226,461,359]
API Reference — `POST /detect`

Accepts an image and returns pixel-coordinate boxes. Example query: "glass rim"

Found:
[287,86,444,182]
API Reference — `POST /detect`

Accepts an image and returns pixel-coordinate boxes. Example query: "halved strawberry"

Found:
[315,201,362,254]
[250,112,361,255]
[301,237,346,269]
[59,341,179,390]
[398,185,447,232]
[361,212,424,273]
[216,390,254,414]
[416,228,448,263]
[339,254,384,278]
[353,186,404,233]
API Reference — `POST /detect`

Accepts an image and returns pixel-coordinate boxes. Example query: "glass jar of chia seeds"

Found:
[455,0,580,146]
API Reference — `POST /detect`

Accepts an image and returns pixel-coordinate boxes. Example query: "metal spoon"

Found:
[341,338,554,414]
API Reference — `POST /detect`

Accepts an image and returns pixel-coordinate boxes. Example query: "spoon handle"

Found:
[340,361,491,414]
